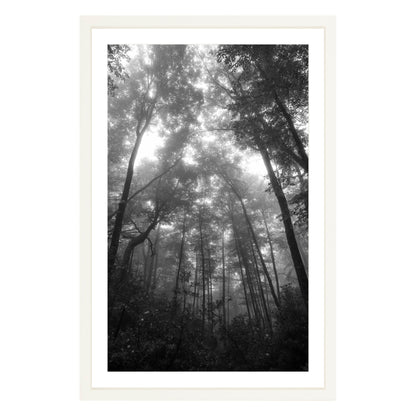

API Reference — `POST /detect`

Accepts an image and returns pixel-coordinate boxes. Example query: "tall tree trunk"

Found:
[250,240,273,332]
[182,281,188,312]
[221,169,280,309]
[227,268,231,327]
[236,193,280,309]
[258,143,308,307]
[108,107,155,275]
[144,241,152,292]
[232,221,253,325]
[192,251,198,316]
[142,243,149,288]
[198,210,206,333]
[264,277,272,314]
[128,246,134,275]
[207,244,214,334]
[134,246,141,280]
[146,223,160,295]
[150,252,159,295]
[255,58,308,172]
[261,209,281,302]
[195,263,200,316]
[173,210,187,310]
[238,232,263,328]
[222,229,227,331]
[272,90,309,172]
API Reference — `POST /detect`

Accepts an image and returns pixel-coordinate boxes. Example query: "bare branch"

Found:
[107,156,183,222]
[129,218,142,234]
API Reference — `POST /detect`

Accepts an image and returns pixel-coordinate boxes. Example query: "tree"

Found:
[210,45,309,307]
[108,45,130,96]
[108,45,203,276]
[216,45,308,171]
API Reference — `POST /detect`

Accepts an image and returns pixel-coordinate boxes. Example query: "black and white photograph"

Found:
[107,44,309,372]
[4,2,416,412]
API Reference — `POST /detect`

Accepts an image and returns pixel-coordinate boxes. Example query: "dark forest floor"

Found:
[108,286,308,372]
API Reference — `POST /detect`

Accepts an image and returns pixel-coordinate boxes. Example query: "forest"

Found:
[107,44,309,371]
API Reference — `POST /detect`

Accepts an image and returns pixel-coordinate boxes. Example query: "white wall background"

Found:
[0,1,415,414]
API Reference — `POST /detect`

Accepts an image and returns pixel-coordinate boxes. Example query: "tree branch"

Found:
[108,156,183,222]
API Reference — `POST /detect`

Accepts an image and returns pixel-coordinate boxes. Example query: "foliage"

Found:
[109,285,307,371]
[108,45,131,96]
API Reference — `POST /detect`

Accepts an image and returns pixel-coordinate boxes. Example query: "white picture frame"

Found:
[80,15,336,400]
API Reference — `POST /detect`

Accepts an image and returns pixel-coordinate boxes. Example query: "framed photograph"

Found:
[80,16,335,400]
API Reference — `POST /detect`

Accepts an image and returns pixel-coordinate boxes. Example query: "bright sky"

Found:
[134,128,268,178]
[134,129,163,164]
[245,151,268,177]
[130,43,268,179]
